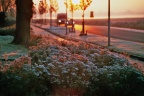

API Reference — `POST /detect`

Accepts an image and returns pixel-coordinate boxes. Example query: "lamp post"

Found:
[108,0,110,46]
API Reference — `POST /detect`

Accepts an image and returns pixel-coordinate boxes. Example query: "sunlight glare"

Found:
[72,0,79,4]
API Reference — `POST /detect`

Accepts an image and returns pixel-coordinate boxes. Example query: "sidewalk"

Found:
[32,24,144,61]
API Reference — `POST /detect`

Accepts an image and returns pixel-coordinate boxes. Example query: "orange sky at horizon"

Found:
[33,0,144,18]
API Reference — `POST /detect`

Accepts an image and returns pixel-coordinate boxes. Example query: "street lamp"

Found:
[108,0,110,46]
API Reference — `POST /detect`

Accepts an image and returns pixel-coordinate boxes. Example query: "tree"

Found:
[79,0,92,35]
[0,0,15,27]
[49,0,59,28]
[38,1,47,15]
[12,0,33,45]
[0,0,12,12]
[68,0,80,18]
[38,0,48,25]
[67,0,80,30]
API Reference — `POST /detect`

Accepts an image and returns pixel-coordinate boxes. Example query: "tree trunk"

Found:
[12,0,33,45]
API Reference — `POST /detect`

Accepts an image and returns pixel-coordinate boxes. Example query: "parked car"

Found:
[65,19,75,27]
[56,13,67,26]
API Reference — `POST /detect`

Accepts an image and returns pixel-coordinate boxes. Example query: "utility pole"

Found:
[108,0,111,46]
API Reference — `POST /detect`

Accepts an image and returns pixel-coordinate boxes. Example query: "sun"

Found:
[72,0,79,4]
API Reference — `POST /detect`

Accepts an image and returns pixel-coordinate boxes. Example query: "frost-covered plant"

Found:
[0,55,52,96]
[0,64,52,96]
[0,31,134,95]
[2,52,18,61]
[29,33,43,46]
[0,55,31,72]
[30,55,96,96]
[28,34,130,96]
[84,65,144,96]
[30,46,97,87]
[0,24,15,36]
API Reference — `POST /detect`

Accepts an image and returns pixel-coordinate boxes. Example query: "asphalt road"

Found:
[75,24,144,43]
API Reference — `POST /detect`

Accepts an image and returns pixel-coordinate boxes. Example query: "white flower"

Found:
[62,70,68,73]
[71,73,76,76]
[82,73,85,76]
[75,68,79,71]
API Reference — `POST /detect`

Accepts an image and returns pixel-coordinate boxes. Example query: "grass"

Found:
[75,18,144,30]
[0,35,28,60]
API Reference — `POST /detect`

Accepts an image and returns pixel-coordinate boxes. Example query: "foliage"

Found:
[67,0,80,12]
[79,0,92,10]
[28,34,130,95]
[0,56,52,96]
[4,18,16,26]
[29,32,43,46]
[49,0,59,12]
[0,12,6,27]
[0,68,52,96]
[84,66,144,96]
[0,0,15,12]
[0,24,15,36]
[0,31,143,95]
[38,1,47,14]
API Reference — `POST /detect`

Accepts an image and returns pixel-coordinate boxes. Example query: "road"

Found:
[75,24,144,43]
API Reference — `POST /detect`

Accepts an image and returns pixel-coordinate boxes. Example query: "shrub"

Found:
[0,69,52,96]
[0,56,52,96]
[29,43,97,95]
[29,33,43,46]
[28,35,130,95]
[0,24,15,36]
[3,19,16,27]
[84,65,144,96]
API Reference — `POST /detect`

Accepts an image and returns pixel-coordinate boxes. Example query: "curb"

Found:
[33,25,144,62]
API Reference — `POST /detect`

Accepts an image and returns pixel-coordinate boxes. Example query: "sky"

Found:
[33,0,144,18]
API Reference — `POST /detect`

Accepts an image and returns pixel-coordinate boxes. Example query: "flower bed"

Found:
[0,32,144,96]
